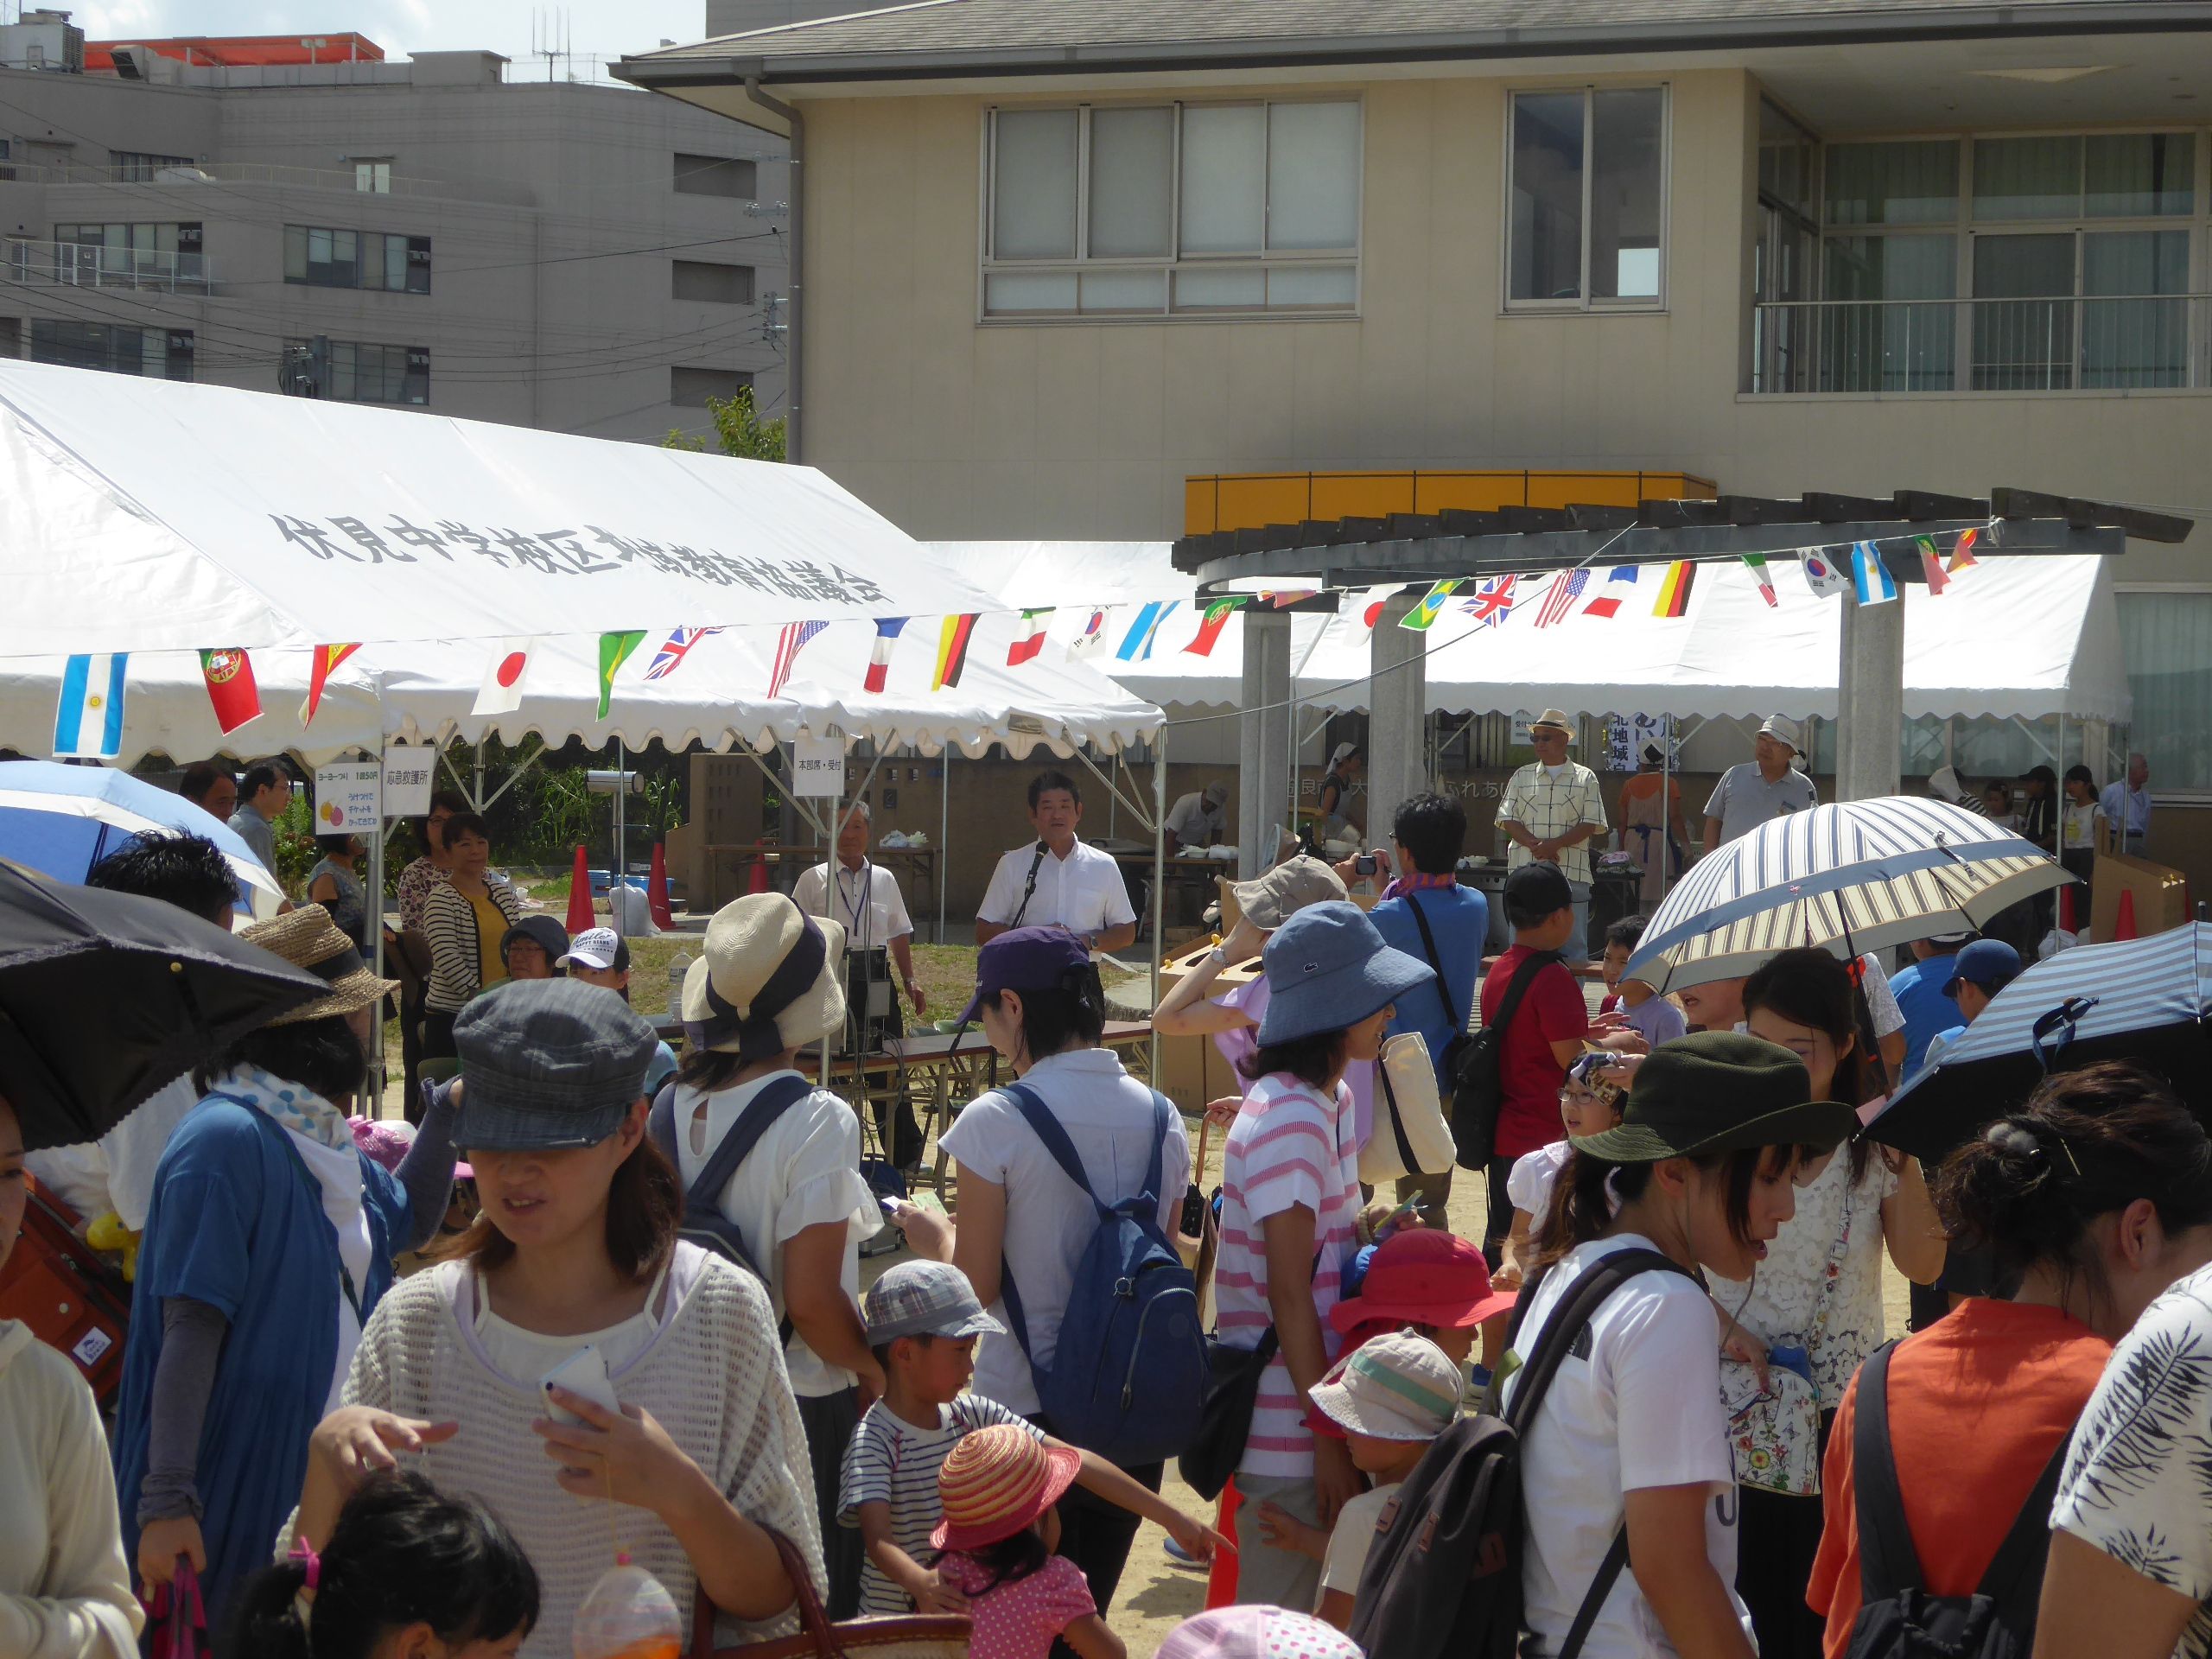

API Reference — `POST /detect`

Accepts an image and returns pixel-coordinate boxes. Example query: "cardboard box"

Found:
[2091,852,2190,943]
[1152,934,1262,1116]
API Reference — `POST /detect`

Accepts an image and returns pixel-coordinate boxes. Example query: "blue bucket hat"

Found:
[1255,900,1433,1046]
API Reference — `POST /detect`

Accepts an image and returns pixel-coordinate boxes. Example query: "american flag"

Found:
[1463,575,1519,628]
[644,626,722,681]
[767,620,827,698]
[1534,569,1589,627]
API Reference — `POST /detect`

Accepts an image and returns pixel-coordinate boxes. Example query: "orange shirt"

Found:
[1808,1299,2111,1658]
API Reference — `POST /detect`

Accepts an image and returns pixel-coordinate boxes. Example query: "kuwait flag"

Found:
[1184,597,1245,657]
[1116,601,1177,662]
[1068,608,1110,657]
[1581,566,1640,619]
[1801,550,1853,597]
[199,648,262,734]
[1007,609,1052,666]
[933,614,978,690]
[54,653,127,758]
[1651,562,1696,620]
[472,639,535,717]
[1852,542,1898,606]
[597,631,647,718]
[1399,580,1460,632]
[865,618,907,692]
[300,644,361,725]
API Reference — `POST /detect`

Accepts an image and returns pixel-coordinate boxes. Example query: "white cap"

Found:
[556,925,623,972]
[1329,741,1359,768]
[1758,715,1804,754]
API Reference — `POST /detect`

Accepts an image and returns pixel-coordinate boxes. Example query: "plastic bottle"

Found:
[667,950,693,1020]
[573,1558,682,1659]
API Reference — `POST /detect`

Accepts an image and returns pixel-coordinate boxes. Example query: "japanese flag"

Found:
[472,638,537,716]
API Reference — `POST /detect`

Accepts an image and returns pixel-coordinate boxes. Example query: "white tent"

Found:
[0,361,1001,654]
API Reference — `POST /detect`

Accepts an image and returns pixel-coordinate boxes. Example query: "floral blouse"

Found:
[395,856,448,934]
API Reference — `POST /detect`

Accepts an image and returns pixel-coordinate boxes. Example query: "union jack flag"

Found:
[1534,568,1589,628]
[767,620,827,699]
[644,626,722,681]
[1463,575,1519,628]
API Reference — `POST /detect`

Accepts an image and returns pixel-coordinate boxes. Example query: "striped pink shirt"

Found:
[1213,1071,1360,1480]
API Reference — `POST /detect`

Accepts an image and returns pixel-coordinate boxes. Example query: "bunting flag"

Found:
[1334,587,1393,646]
[1399,580,1461,631]
[1652,561,1696,620]
[766,621,826,700]
[1740,555,1778,607]
[864,618,907,692]
[1801,550,1853,597]
[1007,608,1053,666]
[1116,601,1177,661]
[198,648,262,734]
[645,626,722,681]
[1465,575,1519,628]
[472,639,534,716]
[932,613,978,690]
[1268,589,1318,608]
[299,643,360,725]
[1534,568,1589,627]
[1852,541,1898,606]
[1068,608,1110,658]
[1581,566,1640,619]
[54,653,127,759]
[1948,526,1981,574]
[1184,596,1246,656]
[1915,535,1951,597]
[597,631,647,718]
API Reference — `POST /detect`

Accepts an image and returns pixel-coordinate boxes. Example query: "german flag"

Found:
[1652,561,1696,619]
[932,613,978,690]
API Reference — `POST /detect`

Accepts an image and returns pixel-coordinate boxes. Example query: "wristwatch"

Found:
[1203,945,1230,970]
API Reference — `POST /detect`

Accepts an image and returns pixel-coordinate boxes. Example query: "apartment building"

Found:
[0,15,787,440]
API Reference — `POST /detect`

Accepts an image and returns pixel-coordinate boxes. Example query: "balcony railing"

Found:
[1751,296,2212,393]
[3,238,210,292]
[0,157,533,207]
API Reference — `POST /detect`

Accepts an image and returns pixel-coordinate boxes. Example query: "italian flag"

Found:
[1007,608,1052,666]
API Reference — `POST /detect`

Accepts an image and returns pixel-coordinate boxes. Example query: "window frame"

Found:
[283,223,431,295]
[976,96,1364,323]
[1501,83,1673,315]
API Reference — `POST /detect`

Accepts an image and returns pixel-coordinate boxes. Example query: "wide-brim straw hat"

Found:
[683,893,847,1059]
[930,1423,1083,1553]
[240,905,398,1024]
[1529,708,1577,740]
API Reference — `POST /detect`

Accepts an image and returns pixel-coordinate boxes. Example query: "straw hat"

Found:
[239,905,398,1024]
[930,1423,1082,1553]
[683,893,847,1059]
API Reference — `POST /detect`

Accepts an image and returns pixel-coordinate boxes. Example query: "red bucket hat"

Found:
[1329,1229,1515,1334]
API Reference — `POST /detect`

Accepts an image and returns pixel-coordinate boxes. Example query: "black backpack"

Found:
[1449,947,1560,1172]
[1347,1247,1693,1659]
[1842,1341,2075,1659]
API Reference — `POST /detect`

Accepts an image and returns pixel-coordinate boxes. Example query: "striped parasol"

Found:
[1624,797,2068,993]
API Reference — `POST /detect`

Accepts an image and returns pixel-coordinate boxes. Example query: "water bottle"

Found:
[667,950,692,1020]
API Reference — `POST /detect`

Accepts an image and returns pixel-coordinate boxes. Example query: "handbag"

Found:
[699,1531,969,1659]
[1717,1179,1854,1497]
[142,1560,207,1659]
[1358,1032,1457,1185]
[1179,1325,1280,1503]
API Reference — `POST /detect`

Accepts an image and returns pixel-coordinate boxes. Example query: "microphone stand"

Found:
[1007,839,1048,929]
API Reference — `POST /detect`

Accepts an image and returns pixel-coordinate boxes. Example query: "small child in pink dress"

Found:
[932,1425,1125,1659]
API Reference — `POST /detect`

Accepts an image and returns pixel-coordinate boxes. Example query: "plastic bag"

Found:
[573,1558,682,1659]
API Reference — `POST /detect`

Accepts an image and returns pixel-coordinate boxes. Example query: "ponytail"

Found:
[1536,1141,1815,1267]
[223,1562,314,1659]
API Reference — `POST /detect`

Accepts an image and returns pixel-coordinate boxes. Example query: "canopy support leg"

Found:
[1071,746,1155,833]
[1239,607,1292,880]
[477,738,546,811]
[1150,724,1167,1083]
[1368,591,1427,850]
[1838,590,1906,803]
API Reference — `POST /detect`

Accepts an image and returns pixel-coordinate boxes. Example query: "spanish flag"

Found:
[1652,561,1696,619]
[1948,527,1980,574]
[933,613,978,690]
[299,643,361,725]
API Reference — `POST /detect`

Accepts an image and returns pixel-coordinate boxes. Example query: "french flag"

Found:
[1581,566,1640,619]
[864,618,907,693]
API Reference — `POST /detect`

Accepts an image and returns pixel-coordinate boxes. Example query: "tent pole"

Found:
[371,754,388,1112]
[1150,724,1167,1084]
[613,737,626,931]
[938,747,950,945]
[473,745,486,813]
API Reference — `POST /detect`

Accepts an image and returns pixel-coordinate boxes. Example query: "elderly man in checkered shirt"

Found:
[1496,708,1609,964]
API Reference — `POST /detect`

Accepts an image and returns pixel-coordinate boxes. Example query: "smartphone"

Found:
[540,1344,620,1426]
[1354,854,1378,875]
[879,1195,903,1217]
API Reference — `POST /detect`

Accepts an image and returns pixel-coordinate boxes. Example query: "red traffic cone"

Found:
[747,855,771,895]
[2058,880,2077,936]
[648,842,676,931]
[2115,887,2139,942]
[565,844,594,938]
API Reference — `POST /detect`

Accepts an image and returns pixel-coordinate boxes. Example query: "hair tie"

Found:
[288,1536,321,1592]
[1986,1119,2083,1178]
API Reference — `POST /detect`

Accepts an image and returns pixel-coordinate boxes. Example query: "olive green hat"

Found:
[1569,1030,1859,1164]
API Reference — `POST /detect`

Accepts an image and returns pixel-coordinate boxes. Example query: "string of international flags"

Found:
[48,528,1986,760]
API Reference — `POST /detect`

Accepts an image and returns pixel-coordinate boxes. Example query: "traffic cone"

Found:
[1205,1481,1241,1609]
[2115,887,2139,941]
[648,842,676,931]
[565,845,594,937]
[747,855,771,895]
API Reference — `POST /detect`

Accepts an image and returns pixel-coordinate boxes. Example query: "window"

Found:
[671,366,753,407]
[354,158,392,194]
[283,338,429,404]
[1507,87,1667,308]
[283,226,430,294]
[111,151,191,182]
[981,99,1360,319]
[671,259,754,305]
[674,154,757,200]
[30,320,192,380]
[53,221,204,283]
[2118,590,2212,790]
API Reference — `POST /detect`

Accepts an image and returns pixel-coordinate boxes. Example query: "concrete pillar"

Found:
[1366,592,1428,850]
[1836,590,1905,802]
[1237,607,1293,879]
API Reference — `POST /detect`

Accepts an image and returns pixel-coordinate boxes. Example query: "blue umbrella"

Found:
[0,760,284,918]
[1867,923,2212,1160]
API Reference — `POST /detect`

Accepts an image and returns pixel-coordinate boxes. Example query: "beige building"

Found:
[623,0,2212,876]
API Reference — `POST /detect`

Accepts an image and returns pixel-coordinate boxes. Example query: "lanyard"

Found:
[840,861,871,945]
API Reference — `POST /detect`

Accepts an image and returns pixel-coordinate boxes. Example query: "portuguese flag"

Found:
[199,648,262,734]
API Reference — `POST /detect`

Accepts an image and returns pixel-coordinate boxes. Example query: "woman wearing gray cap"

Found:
[289,979,822,1657]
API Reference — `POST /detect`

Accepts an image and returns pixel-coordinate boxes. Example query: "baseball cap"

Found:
[557,925,627,973]
[1942,938,2022,998]
[1202,781,1229,808]
[1503,861,1573,922]
[957,925,1093,1026]
[1308,1330,1465,1441]
[450,979,658,1152]
[861,1259,1005,1345]
[499,913,570,969]
[1230,855,1347,931]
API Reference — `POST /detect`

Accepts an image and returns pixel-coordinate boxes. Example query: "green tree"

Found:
[663,385,785,463]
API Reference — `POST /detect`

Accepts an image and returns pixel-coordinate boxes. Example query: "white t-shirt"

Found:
[937,1046,1189,1417]
[1504,1235,1751,1659]
[1166,791,1226,848]
[976,837,1135,938]
[2061,799,2106,853]
[791,859,913,950]
[1319,1480,1400,1604]
[2052,1260,2212,1659]
[671,1071,880,1397]
[1509,1141,1574,1238]
[24,1075,200,1232]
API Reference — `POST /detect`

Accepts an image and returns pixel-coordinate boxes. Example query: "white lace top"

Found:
[1706,1151,1899,1410]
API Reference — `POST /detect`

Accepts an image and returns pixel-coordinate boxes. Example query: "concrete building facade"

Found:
[0,17,788,441]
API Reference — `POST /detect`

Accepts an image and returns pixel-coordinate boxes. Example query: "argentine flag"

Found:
[54,654,128,759]
[1851,542,1898,606]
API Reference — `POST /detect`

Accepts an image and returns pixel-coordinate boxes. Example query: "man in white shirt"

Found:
[792,800,925,1018]
[1704,715,1819,850]
[2099,751,2152,856]
[1496,709,1608,964]
[976,771,1137,954]
[1163,781,1230,855]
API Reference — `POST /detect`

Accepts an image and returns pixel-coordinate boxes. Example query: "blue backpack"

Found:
[998,1082,1210,1467]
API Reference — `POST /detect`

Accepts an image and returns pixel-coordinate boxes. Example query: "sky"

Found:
[41,2,710,77]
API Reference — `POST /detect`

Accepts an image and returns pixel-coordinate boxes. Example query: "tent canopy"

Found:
[0,361,1001,654]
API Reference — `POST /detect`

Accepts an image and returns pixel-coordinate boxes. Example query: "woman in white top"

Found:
[292,979,822,1659]
[665,893,882,1618]
[1706,948,1944,1659]
[1509,1032,1856,1659]
[895,924,1191,1621]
